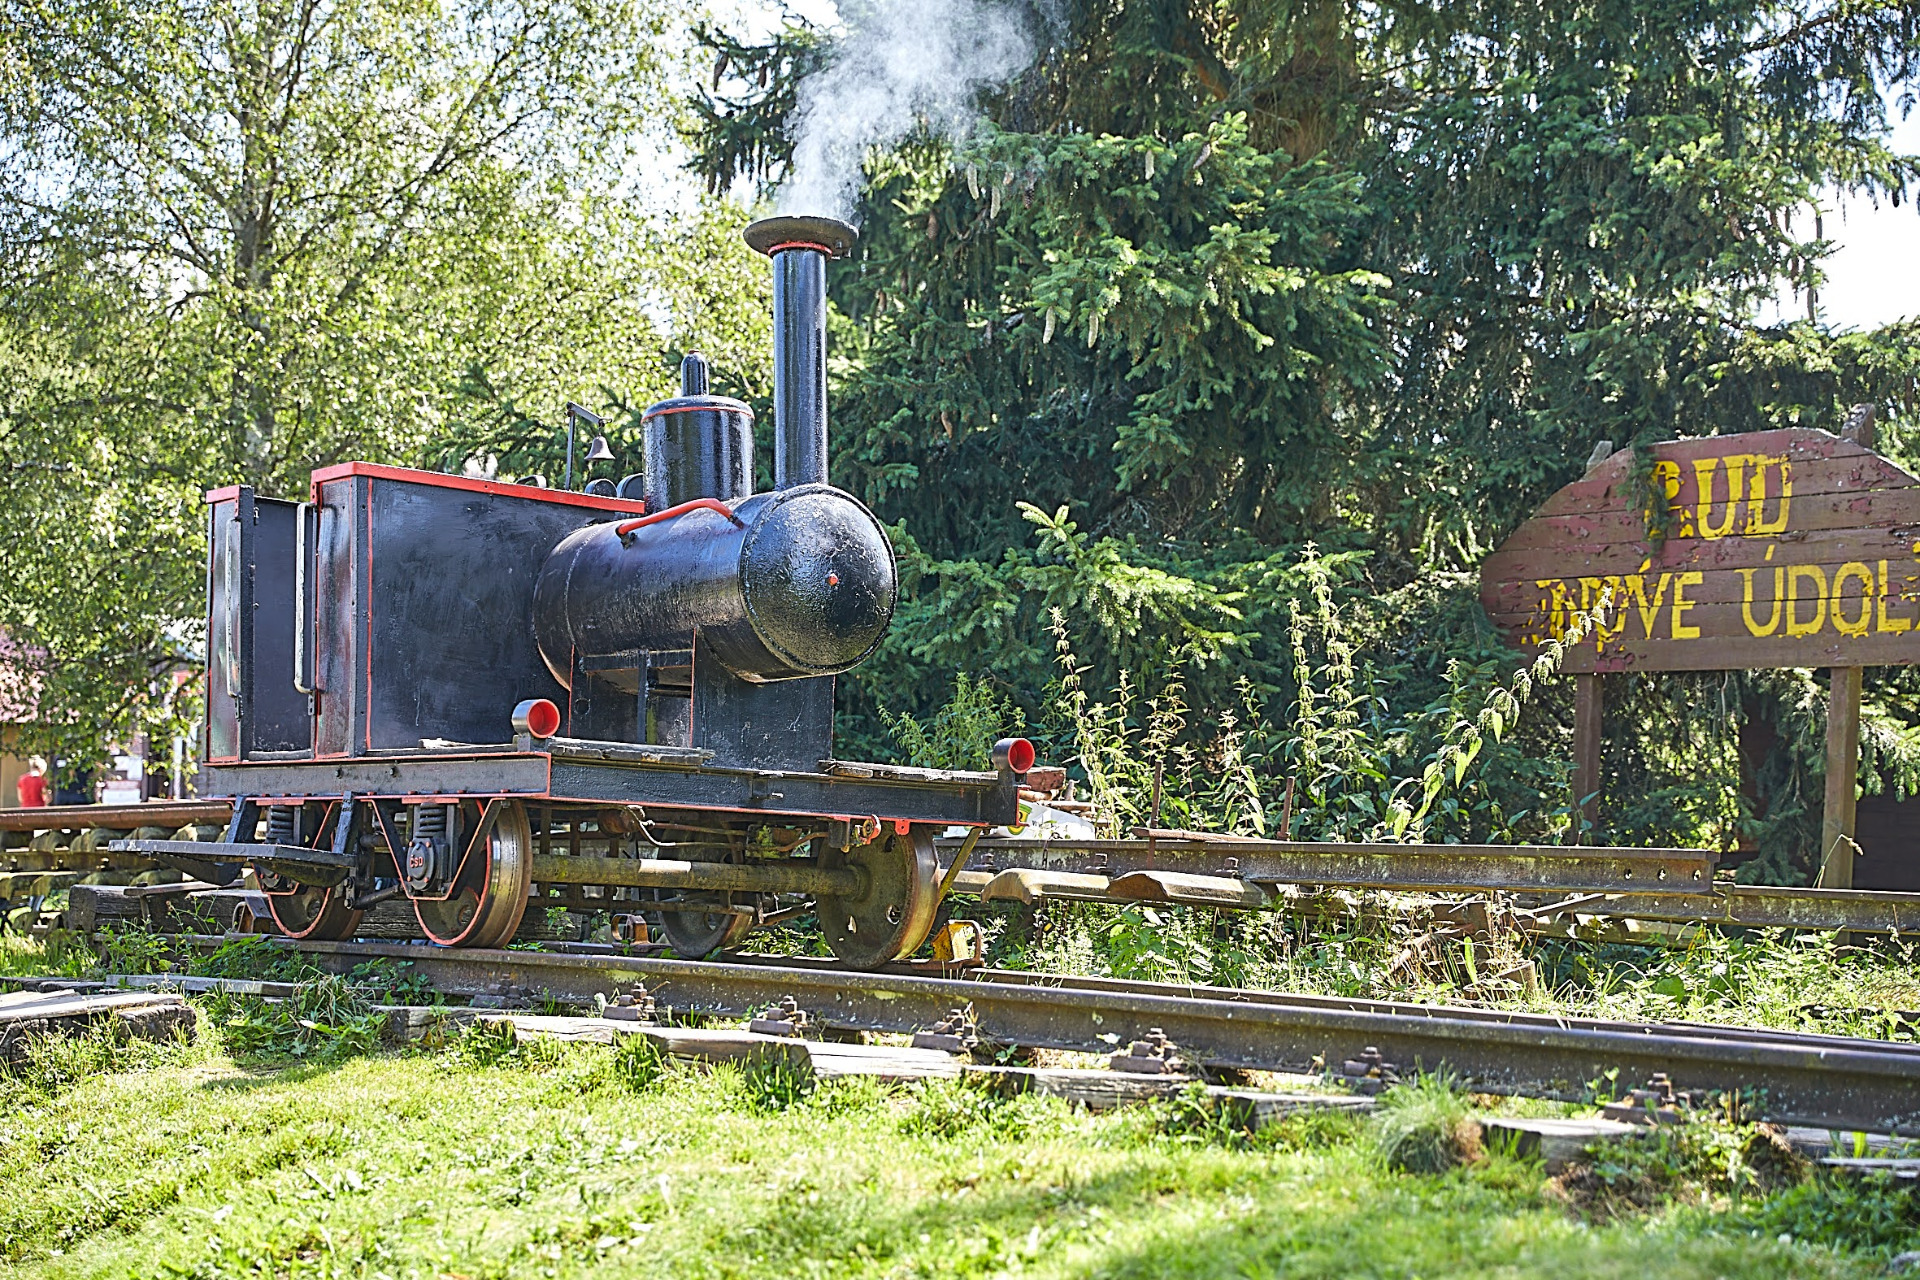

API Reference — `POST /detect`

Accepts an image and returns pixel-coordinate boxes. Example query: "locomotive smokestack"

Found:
[743,215,857,489]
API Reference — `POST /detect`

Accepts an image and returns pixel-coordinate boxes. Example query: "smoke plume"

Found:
[778,0,1043,220]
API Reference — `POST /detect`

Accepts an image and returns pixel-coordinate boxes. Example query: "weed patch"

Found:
[1372,1073,1484,1173]
[201,974,384,1063]
[1738,1172,1920,1259]
[735,1053,815,1111]
[448,1017,569,1073]
[1253,1105,1368,1152]
[1149,1081,1257,1147]
[806,1072,894,1117]
[900,1075,1007,1137]
[87,925,173,976]
[1,1015,200,1097]
[599,1031,674,1093]
[1546,1119,1792,1221]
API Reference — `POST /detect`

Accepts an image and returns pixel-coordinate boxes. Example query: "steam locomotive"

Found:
[121,216,1034,968]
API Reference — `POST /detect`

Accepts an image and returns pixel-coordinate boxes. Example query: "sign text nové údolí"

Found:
[1478,429,1920,673]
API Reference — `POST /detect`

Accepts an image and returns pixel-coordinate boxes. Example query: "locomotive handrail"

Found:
[293,501,320,696]
[614,498,745,539]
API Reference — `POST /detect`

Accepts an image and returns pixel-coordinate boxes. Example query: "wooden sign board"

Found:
[1480,429,1920,673]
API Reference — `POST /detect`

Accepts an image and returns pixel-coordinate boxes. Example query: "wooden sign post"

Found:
[1819,665,1863,888]
[1480,423,1919,875]
[1572,673,1603,836]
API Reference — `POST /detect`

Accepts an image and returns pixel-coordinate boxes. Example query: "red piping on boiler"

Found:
[615,498,745,538]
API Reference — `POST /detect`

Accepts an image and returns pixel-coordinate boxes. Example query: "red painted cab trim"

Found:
[204,485,242,504]
[306,462,647,514]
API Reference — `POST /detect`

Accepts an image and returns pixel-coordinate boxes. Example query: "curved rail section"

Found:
[218,938,1920,1136]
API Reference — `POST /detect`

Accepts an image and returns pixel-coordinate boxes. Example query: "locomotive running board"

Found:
[200,748,1021,828]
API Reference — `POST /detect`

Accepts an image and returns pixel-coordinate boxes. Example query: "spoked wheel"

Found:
[818,827,939,969]
[412,799,532,947]
[263,882,363,942]
[657,848,754,958]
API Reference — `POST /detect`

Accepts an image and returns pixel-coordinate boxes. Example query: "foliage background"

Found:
[691,0,1920,878]
[0,0,770,779]
[2,0,1919,882]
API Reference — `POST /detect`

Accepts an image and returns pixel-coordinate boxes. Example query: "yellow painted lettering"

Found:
[1743,455,1792,535]
[1575,576,1613,644]
[1877,561,1913,634]
[1830,562,1874,638]
[1650,460,1692,537]
[1600,576,1628,643]
[1670,572,1703,639]
[1737,567,1783,637]
[1535,578,1564,641]
[1694,457,1742,540]
[1625,573,1671,638]
[1786,564,1828,636]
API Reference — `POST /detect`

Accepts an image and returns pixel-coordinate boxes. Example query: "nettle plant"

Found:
[1004,548,1613,846]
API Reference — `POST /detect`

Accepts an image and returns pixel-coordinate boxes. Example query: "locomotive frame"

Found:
[119,215,1033,968]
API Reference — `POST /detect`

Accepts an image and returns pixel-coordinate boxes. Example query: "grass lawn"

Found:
[2,1014,1911,1280]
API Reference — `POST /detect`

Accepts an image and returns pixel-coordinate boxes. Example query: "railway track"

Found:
[175,935,1920,1137]
[12,802,1920,936]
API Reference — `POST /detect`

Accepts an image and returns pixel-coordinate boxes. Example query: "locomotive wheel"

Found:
[817,827,939,969]
[412,800,532,948]
[657,897,754,958]
[657,847,754,957]
[264,883,364,942]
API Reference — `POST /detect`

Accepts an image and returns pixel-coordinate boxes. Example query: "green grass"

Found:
[0,1017,1908,1280]
[3,918,1918,1278]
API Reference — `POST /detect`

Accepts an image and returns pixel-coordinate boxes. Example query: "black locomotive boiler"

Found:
[124,215,1034,968]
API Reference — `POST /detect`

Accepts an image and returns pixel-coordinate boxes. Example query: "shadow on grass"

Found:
[193,1055,369,1092]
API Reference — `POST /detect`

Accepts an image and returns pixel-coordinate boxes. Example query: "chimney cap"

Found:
[743,214,858,259]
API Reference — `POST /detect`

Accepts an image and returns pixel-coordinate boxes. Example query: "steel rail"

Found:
[13,800,1919,934]
[1528,885,1920,935]
[939,836,1715,896]
[203,937,1920,1135]
[0,801,229,832]
[938,839,1920,934]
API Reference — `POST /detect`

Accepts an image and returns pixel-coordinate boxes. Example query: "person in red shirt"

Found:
[15,757,47,808]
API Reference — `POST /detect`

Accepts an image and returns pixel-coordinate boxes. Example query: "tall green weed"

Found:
[963,549,1611,848]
